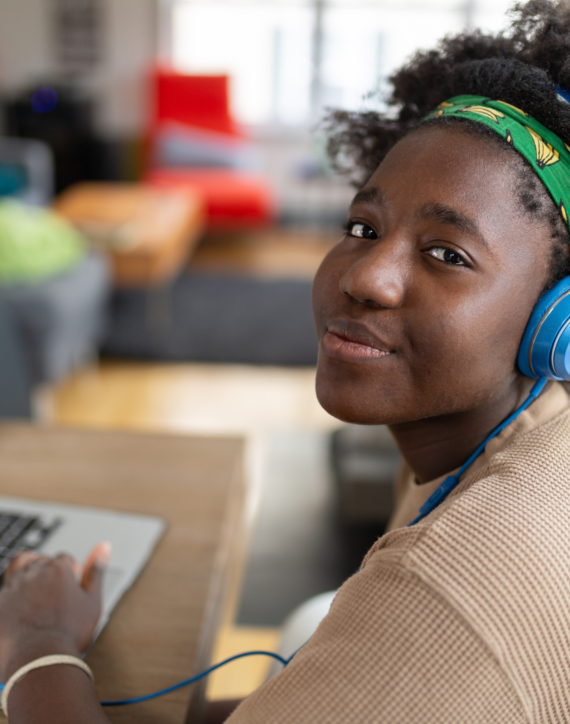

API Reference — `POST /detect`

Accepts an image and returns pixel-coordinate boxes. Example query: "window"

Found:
[168,0,514,127]
[171,1,312,125]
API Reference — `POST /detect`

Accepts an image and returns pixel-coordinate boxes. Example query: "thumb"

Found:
[81,542,111,595]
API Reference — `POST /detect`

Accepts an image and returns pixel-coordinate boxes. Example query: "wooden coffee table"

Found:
[55,183,206,287]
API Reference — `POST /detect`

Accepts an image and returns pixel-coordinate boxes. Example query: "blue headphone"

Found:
[518,276,570,380]
[518,87,570,380]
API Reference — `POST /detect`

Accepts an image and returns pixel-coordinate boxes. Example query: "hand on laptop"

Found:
[0,542,111,682]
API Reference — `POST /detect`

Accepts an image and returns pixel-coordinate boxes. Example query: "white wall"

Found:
[0,0,158,137]
[0,0,56,88]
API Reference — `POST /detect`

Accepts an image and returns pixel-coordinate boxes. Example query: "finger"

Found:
[4,551,41,584]
[81,542,111,595]
[55,552,81,578]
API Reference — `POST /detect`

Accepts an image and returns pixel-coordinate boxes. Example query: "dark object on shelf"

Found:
[3,86,114,193]
[102,272,318,367]
[331,424,401,524]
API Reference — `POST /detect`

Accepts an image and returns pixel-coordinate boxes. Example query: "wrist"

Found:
[2,632,80,683]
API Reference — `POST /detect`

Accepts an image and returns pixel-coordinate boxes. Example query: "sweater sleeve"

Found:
[226,549,527,724]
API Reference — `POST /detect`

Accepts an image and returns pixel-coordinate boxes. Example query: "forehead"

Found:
[358,125,522,232]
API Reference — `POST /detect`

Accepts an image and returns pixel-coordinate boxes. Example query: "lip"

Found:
[322,318,394,363]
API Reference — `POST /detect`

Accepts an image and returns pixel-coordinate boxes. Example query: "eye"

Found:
[344,221,377,240]
[425,246,468,266]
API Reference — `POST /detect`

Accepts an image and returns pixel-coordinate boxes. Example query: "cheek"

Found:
[312,250,343,331]
[407,286,533,393]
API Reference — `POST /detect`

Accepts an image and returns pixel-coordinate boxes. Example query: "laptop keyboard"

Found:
[0,512,62,581]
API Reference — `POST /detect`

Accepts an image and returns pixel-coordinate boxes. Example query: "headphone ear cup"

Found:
[518,277,570,380]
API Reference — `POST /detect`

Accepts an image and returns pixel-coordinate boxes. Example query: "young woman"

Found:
[2,1,570,721]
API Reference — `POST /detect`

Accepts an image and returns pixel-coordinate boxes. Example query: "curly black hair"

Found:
[325,0,570,287]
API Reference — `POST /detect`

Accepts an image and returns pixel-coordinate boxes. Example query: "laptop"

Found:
[0,495,165,634]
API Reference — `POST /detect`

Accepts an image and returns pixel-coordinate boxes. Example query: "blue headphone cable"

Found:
[0,649,294,705]
[409,377,548,526]
[100,649,293,706]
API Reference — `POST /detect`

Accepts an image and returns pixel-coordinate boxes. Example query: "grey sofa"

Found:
[0,252,110,384]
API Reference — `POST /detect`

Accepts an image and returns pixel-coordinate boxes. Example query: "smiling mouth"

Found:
[322,329,393,363]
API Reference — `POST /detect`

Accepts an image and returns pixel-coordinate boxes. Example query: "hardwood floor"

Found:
[207,625,281,700]
[53,361,336,435]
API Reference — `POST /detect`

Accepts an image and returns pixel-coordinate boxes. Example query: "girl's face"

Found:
[313,125,553,425]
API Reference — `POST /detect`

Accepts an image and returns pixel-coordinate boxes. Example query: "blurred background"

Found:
[0,0,513,700]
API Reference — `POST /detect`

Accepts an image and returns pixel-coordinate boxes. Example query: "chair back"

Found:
[152,69,240,137]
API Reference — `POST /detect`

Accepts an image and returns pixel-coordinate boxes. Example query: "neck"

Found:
[388,377,540,484]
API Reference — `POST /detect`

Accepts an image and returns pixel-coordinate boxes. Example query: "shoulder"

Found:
[229,542,526,724]
[358,405,570,721]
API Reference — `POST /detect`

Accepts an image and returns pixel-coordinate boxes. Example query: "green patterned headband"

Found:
[424,94,570,230]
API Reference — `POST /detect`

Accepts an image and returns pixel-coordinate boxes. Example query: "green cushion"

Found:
[0,200,85,283]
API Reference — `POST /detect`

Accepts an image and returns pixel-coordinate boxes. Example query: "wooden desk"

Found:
[55,183,206,287]
[0,425,246,724]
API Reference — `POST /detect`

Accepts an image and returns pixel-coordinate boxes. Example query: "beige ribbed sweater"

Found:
[229,382,570,723]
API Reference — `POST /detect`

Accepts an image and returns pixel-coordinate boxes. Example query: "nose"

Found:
[339,235,407,309]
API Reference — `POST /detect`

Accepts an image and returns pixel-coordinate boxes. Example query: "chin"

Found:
[315,371,400,426]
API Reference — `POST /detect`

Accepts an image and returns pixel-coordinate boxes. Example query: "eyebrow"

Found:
[416,202,490,251]
[350,188,385,207]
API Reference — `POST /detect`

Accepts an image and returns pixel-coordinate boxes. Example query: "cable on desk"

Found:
[100,650,291,706]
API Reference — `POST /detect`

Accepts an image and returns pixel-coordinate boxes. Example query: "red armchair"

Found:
[145,69,276,230]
